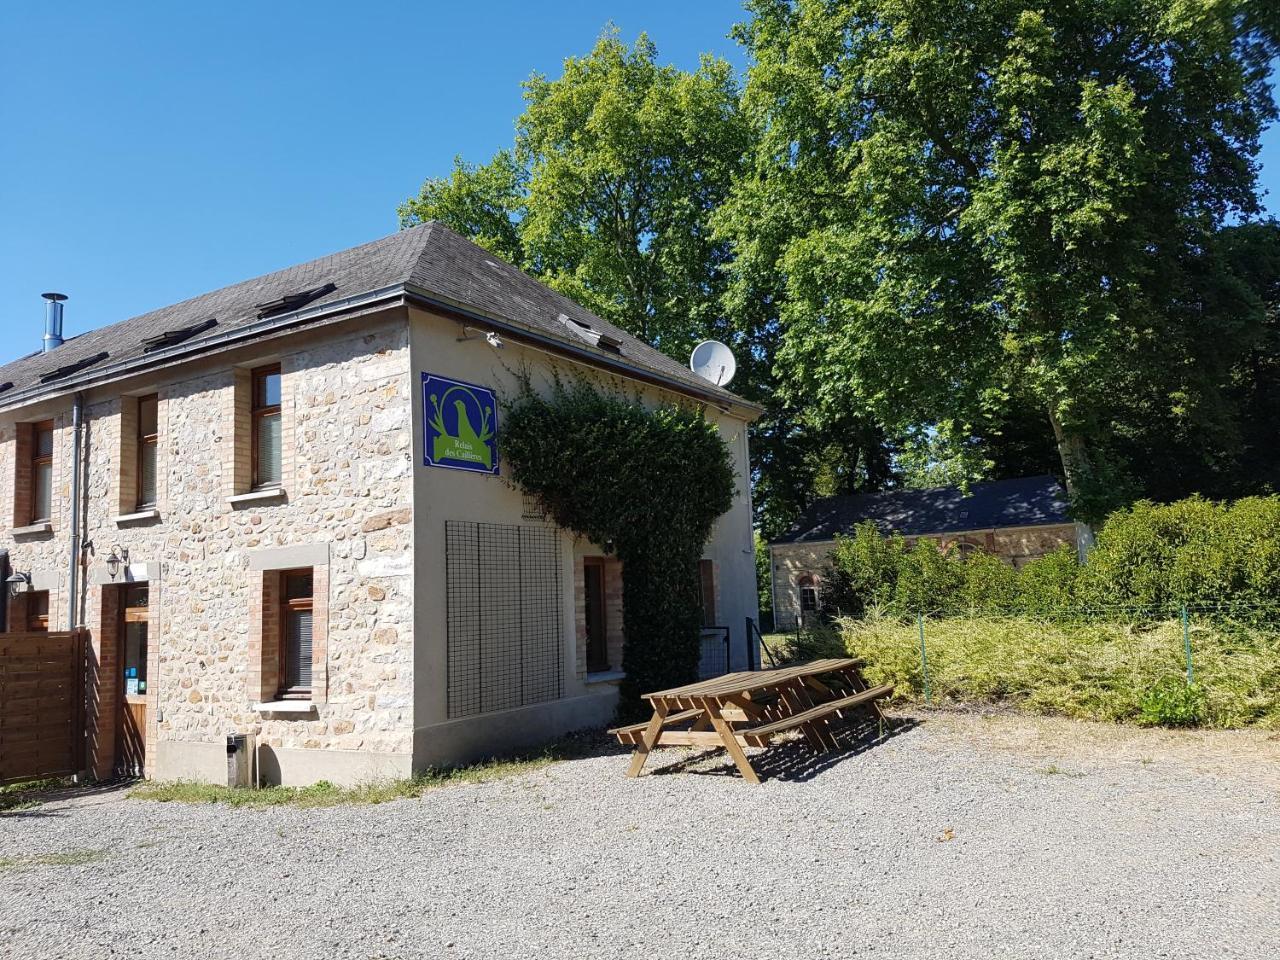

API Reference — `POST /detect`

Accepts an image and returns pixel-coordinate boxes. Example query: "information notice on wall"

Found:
[421,373,499,475]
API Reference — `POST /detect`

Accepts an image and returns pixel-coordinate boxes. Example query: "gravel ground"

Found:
[2,710,1278,960]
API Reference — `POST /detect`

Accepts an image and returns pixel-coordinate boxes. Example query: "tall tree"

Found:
[401,30,749,357]
[724,0,1279,520]
[400,28,896,538]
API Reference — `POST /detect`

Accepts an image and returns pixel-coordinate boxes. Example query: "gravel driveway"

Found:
[2,710,1278,960]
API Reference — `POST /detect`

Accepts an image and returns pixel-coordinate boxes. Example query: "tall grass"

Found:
[838,611,1280,728]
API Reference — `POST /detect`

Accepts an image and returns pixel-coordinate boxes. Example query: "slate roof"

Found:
[0,222,752,411]
[772,475,1072,544]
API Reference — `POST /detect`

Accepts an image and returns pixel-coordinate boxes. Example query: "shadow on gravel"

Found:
[649,715,923,783]
[0,779,135,819]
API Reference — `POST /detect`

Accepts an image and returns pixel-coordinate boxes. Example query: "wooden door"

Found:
[584,558,609,672]
[116,584,149,777]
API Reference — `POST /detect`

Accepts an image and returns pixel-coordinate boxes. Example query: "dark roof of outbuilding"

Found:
[772,475,1072,544]
[0,222,752,411]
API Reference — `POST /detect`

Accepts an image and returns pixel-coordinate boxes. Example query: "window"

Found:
[27,591,49,632]
[800,587,818,614]
[278,570,313,698]
[31,421,54,523]
[698,559,717,627]
[798,576,819,616]
[136,395,158,508]
[251,365,282,489]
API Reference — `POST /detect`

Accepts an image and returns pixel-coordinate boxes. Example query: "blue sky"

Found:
[0,2,1276,366]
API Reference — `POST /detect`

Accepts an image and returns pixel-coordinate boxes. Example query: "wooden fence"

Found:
[0,630,85,784]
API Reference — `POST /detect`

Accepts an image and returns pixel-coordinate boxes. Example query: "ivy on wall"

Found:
[500,377,735,718]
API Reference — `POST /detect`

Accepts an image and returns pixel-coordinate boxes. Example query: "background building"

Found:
[769,476,1082,629]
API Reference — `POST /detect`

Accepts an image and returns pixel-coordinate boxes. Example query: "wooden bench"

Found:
[738,684,893,747]
[610,708,702,746]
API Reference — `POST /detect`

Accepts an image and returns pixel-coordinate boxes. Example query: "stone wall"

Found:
[0,316,415,783]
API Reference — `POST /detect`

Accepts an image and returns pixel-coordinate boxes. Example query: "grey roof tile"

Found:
[772,475,1072,544]
[0,222,747,408]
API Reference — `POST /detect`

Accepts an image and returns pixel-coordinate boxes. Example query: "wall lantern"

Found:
[106,545,129,580]
[5,571,31,598]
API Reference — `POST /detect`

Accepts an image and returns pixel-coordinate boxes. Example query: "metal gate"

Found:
[698,626,732,679]
[0,630,85,784]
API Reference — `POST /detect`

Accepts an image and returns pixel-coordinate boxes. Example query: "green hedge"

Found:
[820,495,1280,617]
[839,614,1280,729]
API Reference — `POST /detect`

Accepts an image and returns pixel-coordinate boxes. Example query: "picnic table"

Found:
[610,658,893,784]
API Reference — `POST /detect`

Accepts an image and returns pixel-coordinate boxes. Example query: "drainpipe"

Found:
[67,392,83,629]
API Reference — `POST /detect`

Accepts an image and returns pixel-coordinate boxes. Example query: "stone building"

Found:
[769,476,1082,629]
[0,223,760,785]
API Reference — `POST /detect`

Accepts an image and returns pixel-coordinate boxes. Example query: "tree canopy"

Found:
[402,8,1280,533]
[723,0,1280,520]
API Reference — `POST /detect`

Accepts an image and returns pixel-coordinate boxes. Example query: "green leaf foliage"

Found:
[820,495,1280,618]
[722,0,1280,519]
[499,377,735,717]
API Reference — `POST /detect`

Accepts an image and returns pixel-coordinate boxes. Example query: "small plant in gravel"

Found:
[0,849,108,872]
[1138,679,1206,728]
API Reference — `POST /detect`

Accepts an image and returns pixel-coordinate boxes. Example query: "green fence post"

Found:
[918,612,931,704]
[1182,605,1193,685]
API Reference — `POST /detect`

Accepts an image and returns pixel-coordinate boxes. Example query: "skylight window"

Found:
[39,351,109,383]
[558,313,623,354]
[142,317,218,351]
[254,282,337,318]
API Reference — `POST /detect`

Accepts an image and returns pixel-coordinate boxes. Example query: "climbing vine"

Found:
[500,376,735,718]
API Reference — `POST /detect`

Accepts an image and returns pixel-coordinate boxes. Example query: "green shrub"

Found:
[839,613,1280,728]
[1014,547,1079,614]
[894,538,965,615]
[821,522,904,617]
[821,494,1280,618]
[1137,679,1206,727]
[1078,496,1280,610]
[958,551,1019,612]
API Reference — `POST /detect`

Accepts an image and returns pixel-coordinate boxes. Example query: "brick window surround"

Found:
[117,394,163,515]
[248,563,328,704]
[225,363,293,499]
[12,419,57,528]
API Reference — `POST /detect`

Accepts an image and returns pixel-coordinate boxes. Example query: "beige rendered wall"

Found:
[407,305,758,769]
[0,311,416,786]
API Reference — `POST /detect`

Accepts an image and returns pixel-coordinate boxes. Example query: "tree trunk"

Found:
[1047,403,1096,553]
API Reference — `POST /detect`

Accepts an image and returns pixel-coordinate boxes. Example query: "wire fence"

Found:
[781,603,1280,728]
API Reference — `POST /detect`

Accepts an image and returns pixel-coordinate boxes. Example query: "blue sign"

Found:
[421,373,499,474]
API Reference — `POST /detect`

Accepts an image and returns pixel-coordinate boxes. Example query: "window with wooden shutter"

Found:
[251,365,282,489]
[31,421,53,523]
[137,395,158,508]
[278,570,312,698]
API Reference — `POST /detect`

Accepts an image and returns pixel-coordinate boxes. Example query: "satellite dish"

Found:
[689,340,737,387]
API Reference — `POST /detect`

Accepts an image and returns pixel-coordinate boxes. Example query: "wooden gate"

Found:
[0,630,85,784]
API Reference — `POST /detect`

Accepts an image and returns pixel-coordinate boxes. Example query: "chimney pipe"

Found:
[41,292,67,353]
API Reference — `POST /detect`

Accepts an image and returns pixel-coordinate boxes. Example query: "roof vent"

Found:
[143,317,218,352]
[558,313,623,354]
[254,282,337,318]
[39,350,108,383]
[41,293,67,353]
[0,382,12,394]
